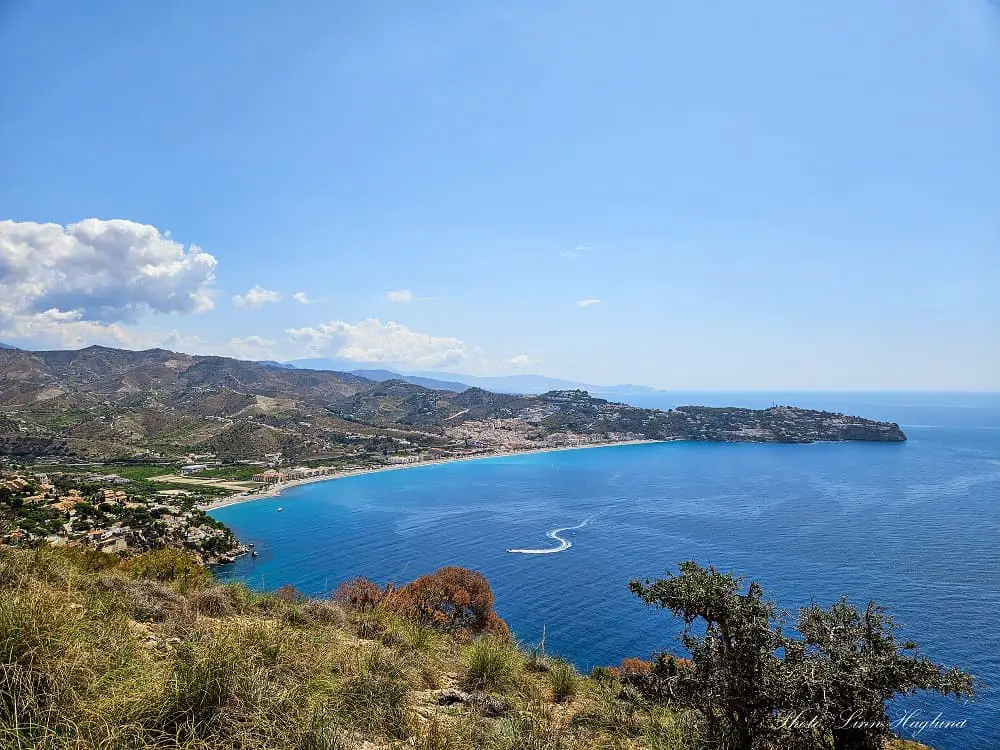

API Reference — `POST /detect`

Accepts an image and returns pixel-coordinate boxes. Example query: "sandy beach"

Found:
[199,439,664,512]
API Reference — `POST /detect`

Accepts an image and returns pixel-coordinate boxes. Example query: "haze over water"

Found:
[213,392,1000,750]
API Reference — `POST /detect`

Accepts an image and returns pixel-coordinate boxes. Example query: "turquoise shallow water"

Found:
[212,392,1000,749]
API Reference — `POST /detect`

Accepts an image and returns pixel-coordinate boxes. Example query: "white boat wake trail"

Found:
[506,513,601,554]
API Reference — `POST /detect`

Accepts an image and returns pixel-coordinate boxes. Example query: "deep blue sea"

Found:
[212,392,1000,750]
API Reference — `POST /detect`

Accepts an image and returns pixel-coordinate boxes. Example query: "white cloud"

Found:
[0,309,151,349]
[232,285,281,309]
[560,245,593,259]
[576,298,601,307]
[387,289,414,303]
[0,219,217,343]
[0,219,216,348]
[507,354,537,367]
[293,291,326,305]
[287,318,469,369]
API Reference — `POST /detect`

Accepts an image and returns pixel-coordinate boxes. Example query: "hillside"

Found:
[0,546,940,750]
[0,346,905,462]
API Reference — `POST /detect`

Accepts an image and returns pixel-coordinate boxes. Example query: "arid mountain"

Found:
[0,346,905,461]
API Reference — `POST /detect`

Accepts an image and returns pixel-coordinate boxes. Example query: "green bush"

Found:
[122,548,211,590]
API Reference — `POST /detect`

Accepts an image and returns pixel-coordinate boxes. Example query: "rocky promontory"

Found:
[659,405,906,443]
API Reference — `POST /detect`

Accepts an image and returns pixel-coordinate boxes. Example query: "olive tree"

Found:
[631,562,974,750]
[791,597,974,750]
[629,561,791,749]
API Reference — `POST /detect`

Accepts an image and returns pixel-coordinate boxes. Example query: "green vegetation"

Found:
[0,546,701,750]
[630,561,974,750]
[0,545,964,749]
[89,464,174,481]
[188,465,261,481]
[547,659,579,703]
[1,470,245,562]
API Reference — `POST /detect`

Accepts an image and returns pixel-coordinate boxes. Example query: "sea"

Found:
[211,392,1000,750]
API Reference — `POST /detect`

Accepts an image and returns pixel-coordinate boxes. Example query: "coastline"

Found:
[200,439,665,512]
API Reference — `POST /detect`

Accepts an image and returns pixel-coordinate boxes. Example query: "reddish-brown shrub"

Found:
[332,576,384,611]
[393,566,507,637]
[613,654,693,700]
[617,657,653,678]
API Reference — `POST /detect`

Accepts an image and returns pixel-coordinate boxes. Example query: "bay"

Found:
[212,392,1000,749]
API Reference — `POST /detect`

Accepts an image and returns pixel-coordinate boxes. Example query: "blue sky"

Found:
[1,1,997,389]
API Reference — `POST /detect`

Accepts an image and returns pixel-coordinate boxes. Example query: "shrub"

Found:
[631,561,974,750]
[394,566,508,637]
[353,606,398,642]
[188,584,238,617]
[122,549,211,590]
[297,599,348,628]
[95,575,191,622]
[547,658,578,702]
[332,576,384,611]
[588,666,615,682]
[275,583,305,603]
[460,636,523,694]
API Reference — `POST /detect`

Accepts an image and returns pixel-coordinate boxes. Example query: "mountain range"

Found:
[286,357,663,399]
[0,346,905,462]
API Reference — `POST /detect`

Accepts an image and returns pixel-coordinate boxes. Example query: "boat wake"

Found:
[506,514,600,554]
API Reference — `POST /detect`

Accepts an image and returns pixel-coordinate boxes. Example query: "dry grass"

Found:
[0,546,706,750]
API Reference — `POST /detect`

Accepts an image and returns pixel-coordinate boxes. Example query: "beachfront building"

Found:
[386,455,420,465]
[252,470,286,485]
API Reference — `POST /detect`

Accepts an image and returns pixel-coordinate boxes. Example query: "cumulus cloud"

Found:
[232,286,281,309]
[507,354,537,367]
[387,289,414,303]
[287,318,468,369]
[0,219,216,347]
[0,219,217,343]
[576,298,601,307]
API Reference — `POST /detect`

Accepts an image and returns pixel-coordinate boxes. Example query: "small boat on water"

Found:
[277,507,283,512]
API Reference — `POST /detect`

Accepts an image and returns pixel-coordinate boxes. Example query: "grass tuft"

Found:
[460,636,524,694]
[547,658,578,702]
[332,646,412,739]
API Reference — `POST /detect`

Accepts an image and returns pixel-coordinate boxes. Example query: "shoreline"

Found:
[200,439,665,512]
